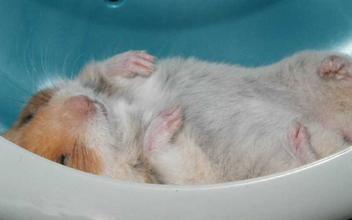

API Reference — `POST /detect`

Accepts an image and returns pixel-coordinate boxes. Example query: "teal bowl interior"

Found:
[1,0,352,132]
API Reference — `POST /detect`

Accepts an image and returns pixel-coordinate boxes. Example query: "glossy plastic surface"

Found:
[0,0,352,219]
[0,137,351,220]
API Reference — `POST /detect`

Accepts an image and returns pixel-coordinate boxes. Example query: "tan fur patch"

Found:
[17,89,55,127]
[3,89,104,175]
[69,141,104,175]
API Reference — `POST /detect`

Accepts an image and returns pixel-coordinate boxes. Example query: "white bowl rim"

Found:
[0,136,350,191]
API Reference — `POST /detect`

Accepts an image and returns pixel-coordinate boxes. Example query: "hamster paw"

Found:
[289,122,309,151]
[143,106,183,155]
[317,55,351,80]
[103,50,155,78]
[288,122,317,164]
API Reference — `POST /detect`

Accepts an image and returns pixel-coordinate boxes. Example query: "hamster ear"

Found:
[16,88,55,127]
[143,106,183,156]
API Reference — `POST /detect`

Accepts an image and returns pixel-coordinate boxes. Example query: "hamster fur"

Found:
[106,51,350,181]
[3,50,351,184]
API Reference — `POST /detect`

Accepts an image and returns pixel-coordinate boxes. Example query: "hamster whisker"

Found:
[69,54,85,80]
[0,96,27,105]
[0,71,34,96]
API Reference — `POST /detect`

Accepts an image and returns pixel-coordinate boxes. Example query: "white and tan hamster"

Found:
[3,50,351,184]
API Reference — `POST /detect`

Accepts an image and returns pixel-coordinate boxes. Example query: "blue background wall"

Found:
[1,0,352,131]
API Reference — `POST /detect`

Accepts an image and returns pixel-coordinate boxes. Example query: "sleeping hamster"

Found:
[3,50,350,184]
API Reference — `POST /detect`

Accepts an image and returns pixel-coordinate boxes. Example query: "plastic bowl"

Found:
[1,1,352,219]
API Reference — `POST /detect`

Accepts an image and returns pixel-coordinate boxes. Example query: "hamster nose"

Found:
[65,95,96,115]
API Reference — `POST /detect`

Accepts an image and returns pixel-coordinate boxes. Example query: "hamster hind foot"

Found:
[143,106,183,155]
[317,55,352,80]
[288,122,318,164]
[143,107,219,184]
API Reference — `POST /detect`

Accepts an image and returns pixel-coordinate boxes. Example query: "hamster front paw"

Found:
[102,50,156,78]
[317,55,352,80]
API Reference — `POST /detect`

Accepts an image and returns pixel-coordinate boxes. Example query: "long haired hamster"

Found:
[3,50,351,184]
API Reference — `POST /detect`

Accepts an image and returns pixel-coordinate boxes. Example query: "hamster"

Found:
[3,50,351,184]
